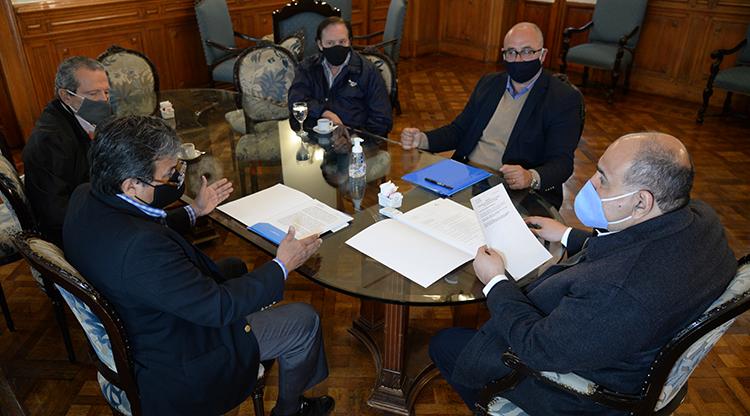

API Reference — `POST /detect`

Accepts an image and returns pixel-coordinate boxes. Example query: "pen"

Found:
[424,177,454,189]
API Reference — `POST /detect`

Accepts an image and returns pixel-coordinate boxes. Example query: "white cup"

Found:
[181,143,196,158]
[316,118,333,131]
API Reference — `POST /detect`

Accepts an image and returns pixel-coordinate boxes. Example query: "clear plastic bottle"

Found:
[348,136,366,178]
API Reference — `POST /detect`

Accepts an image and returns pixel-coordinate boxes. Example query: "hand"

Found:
[322,110,344,127]
[473,246,506,285]
[400,127,426,150]
[525,216,568,243]
[276,226,322,271]
[500,164,532,190]
[332,125,351,154]
[191,177,233,217]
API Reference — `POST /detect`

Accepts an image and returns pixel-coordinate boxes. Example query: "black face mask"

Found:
[321,45,350,66]
[137,182,185,209]
[504,58,542,84]
[67,90,113,126]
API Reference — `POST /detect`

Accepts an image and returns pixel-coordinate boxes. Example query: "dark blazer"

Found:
[288,51,393,136]
[427,70,583,208]
[64,184,285,415]
[23,99,91,246]
[453,200,736,415]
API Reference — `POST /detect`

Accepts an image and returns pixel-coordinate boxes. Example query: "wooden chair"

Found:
[97,45,159,116]
[696,24,750,123]
[560,0,648,104]
[475,255,750,416]
[13,231,274,415]
[272,0,341,59]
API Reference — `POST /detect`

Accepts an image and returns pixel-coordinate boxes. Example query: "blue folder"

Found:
[248,222,288,245]
[402,159,492,197]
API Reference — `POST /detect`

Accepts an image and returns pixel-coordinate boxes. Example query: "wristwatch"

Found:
[529,171,540,190]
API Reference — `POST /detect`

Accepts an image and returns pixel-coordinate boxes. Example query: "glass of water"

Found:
[292,102,308,137]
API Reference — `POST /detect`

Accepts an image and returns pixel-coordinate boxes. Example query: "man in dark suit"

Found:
[64,116,334,416]
[429,132,737,415]
[401,22,583,208]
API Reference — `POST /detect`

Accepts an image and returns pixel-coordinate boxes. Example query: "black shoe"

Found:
[271,395,335,416]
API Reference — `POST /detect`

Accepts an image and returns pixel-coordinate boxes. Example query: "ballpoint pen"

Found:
[424,177,454,189]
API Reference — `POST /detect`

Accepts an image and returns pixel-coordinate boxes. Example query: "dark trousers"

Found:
[217,258,329,415]
[429,327,483,410]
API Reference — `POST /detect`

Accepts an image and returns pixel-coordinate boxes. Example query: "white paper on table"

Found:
[470,184,552,279]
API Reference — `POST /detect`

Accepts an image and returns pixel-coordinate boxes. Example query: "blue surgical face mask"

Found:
[574,180,639,230]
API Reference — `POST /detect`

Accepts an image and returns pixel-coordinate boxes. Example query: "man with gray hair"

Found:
[64,116,334,415]
[429,132,736,414]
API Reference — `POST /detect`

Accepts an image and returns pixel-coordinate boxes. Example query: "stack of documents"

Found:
[346,184,551,288]
[218,184,352,244]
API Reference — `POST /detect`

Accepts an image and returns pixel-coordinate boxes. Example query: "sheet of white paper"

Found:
[217,184,312,227]
[268,199,352,239]
[397,198,484,255]
[346,219,473,288]
[470,184,552,279]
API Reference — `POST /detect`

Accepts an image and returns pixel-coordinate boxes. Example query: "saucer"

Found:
[180,150,205,161]
[313,125,335,135]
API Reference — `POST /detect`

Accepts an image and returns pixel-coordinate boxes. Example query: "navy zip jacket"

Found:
[426,70,583,208]
[288,51,392,136]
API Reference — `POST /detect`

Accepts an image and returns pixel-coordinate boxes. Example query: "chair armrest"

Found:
[618,25,640,48]
[206,40,243,54]
[562,21,593,40]
[353,30,385,41]
[711,38,748,60]
[234,31,266,44]
[369,38,398,50]
[475,369,523,415]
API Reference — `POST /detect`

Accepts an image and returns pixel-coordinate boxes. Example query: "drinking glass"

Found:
[292,102,308,137]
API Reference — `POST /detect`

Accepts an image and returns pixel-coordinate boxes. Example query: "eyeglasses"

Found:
[502,47,544,61]
[140,160,186,188]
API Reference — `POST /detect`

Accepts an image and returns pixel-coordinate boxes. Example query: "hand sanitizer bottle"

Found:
[348,136,366,178]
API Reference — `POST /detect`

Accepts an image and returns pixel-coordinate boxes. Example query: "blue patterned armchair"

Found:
[476,255,750,416]
[360,49,401,115]
[696,25,750,123]
[560,0,648,104]
[272,0,341,59]
[98,45,159,117]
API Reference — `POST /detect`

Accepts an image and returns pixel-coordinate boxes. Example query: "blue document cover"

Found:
[402,159,492,196]
[248,222,288,245]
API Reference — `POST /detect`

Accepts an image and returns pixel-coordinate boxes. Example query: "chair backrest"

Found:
[738,25,750,65]
[360,50,396,103]
[273,0,341,59]
[13,231,141,415]
[278,30,306,62]
[98,45,159,117]
[195,0,237,66]
[234,44,298,122]
[642,256,750,414]
[325,0,351,21]
[590,0,648,49]
[382,0,408,63]
[0,153,35,233]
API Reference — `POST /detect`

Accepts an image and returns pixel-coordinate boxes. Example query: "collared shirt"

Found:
[75,114,96,138]
[505,68,543,100]
[116,193,197,226]
[322,52,352,88]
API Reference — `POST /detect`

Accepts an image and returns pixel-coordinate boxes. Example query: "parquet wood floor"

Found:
[1,54,749,415]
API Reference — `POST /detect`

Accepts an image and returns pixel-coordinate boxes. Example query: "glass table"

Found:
[124,89,564,415]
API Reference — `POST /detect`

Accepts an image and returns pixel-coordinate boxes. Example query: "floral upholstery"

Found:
[235,120,282,163]
[99,49,157,116]
[225,109,246,134]
[237,46,296,122]
[540,370,596,396]
[0,204,19,258]
[186,155,225,198]
[487,396,529,416]
[97,372,132,416]
[361,53,394,94]
[279,31,305,62]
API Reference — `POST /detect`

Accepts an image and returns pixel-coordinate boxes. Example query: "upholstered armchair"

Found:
[0,151,77,360]
[98,45,159,117]
[475,255,750,416]
[272,0,341,59]
[696,25,750,123]
[13,232,274,416]
[560,0,648,104]
[360,49,401,114]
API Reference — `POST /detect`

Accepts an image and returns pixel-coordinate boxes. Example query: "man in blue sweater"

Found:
[429,132,736,415]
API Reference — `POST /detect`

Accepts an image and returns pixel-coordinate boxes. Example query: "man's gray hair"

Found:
[624,136,694,213]
[90,116,182,196]
[54,56,106,99]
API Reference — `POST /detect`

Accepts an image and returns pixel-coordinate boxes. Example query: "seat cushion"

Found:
[97,372,132,416]
[566,43,633,70]
[487,396,529,416]
[715,66,750,95]
[212,57,237,84]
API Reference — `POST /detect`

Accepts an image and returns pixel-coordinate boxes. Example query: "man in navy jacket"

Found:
[64,116,334,415]
[288,17,392,137]
[429,132,737,415]
[401,22,583,208]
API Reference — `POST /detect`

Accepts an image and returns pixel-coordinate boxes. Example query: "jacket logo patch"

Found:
[348,80,358,88]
